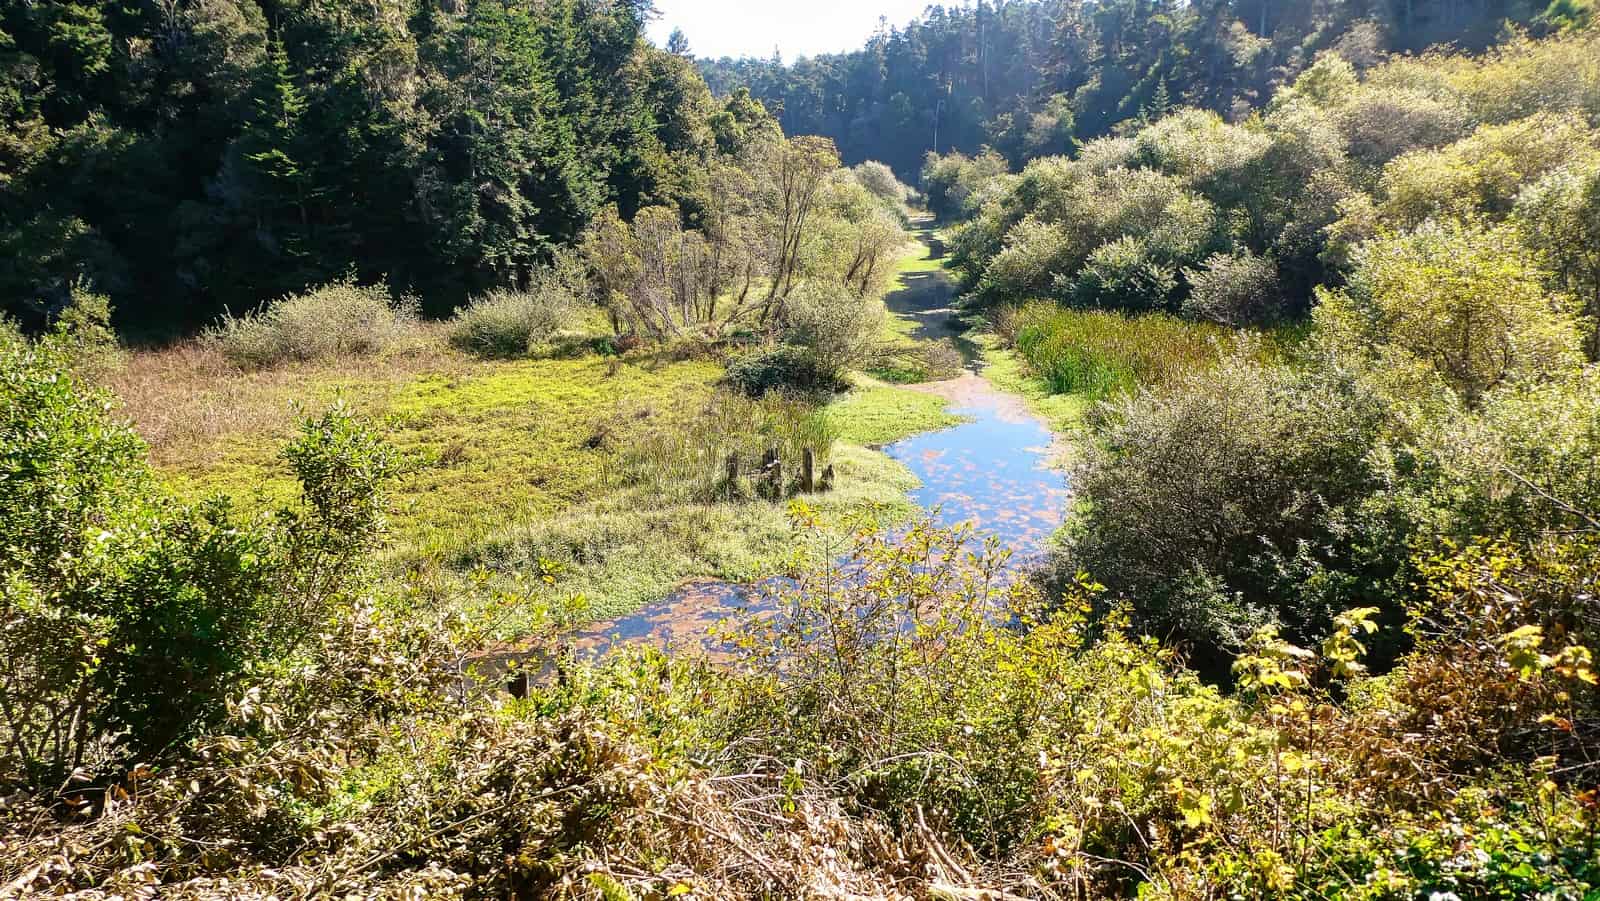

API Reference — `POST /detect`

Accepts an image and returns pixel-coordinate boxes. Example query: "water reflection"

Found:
[573,374,1068,655]
[571,225,1068,657]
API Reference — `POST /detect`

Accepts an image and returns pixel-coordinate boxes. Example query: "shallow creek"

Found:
[571,227,1069,654]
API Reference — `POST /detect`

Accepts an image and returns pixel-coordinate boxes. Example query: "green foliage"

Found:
[0,329,395,788]
[448,255,589,358]
[1009,301,1233,398]
[1374,113,1600,230]
[1067,236,1181,312]
[849,160,913,211]
[725,344,841,396]
[47,281,122,377]
[0,0,751,330]
[1319,220,1584,404]
[1065,349,1399,662]
[449,288,581,359]
[701,0,1541,179]
[205,279,419,370]
[921,150,1011,220]
[1515,159,1600,359]
[1183,249,1286,326]
[780,280,885,381]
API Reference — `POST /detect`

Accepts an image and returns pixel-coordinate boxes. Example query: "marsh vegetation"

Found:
[5,2,1600,898]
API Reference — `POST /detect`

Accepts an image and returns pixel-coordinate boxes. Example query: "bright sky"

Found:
[646,0,937,61]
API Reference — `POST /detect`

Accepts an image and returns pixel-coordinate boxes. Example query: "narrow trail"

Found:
[567,223,1070,654]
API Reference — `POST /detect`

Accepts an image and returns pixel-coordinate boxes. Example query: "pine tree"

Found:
[666,27,691,57]
[241,40,310,233]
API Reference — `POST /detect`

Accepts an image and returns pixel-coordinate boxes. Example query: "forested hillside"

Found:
[0,0,770,331]
[700,0,1589,177]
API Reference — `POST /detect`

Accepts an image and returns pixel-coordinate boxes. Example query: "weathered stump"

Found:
[760,447,782,498]
[724,452,740,497]
[819,464,836,492]
[801,447,816,493]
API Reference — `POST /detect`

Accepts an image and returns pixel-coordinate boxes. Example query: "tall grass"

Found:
[1008,301,1233,397]
[619,390,838,501]
[206,279,418,369]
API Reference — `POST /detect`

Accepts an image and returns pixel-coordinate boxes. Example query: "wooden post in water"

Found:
[801,447,816,493]
[761,447,781,498]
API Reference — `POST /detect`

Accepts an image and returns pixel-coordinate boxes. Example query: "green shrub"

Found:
[1067,236,1180,311]
[1182,250,1286,326]
[850,160,913,211]
[206,279,418,369]
[49,282,124,378]
[781,280,884,380]
[449,256,588,358]
[725,344,840,396]
[0,326,395,787]
[1064,350,1400,664]
[1318,220,1584,404]
[449,288,580,358]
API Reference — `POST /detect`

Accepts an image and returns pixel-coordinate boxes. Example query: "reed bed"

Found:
[618,389,839,501]
[1008,301,1233,397]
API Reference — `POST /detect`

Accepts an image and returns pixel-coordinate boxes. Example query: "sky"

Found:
[646,0,936,61]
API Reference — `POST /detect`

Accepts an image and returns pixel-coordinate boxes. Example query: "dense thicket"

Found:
[954,24,1600,670]
[944,26,1600,332]
[0,0,772,333]
[697,0,1585,179]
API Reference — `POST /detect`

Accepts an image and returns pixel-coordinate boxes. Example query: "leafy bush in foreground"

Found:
[1,324,395,788]
[205,279,418,369]
[1065,350,1399,662]
[2,500,1597,897]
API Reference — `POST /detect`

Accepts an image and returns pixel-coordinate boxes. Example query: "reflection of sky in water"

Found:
[572,384,1069,655]
[883,394,1068,560]
[562,226,1069,657]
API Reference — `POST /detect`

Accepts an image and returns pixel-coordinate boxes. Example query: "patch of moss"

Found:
[827,377,966,446]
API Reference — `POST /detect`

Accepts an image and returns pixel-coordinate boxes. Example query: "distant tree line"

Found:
[698,0,1587,179]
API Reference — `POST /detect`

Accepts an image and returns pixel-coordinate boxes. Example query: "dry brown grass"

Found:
[102,325,468,465]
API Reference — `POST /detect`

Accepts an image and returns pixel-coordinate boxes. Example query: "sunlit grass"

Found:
[114,334,959,625]
[828,375,967,445]
[1009,302,1235,398]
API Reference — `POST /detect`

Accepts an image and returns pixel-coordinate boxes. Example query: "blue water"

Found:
[572,375,1069,652]
[883,380,1068,557]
